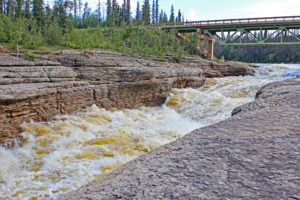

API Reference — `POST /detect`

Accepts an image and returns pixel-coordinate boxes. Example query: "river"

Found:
[0,63,299,200]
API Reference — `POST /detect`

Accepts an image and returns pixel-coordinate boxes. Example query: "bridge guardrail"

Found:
[165,16,300,27]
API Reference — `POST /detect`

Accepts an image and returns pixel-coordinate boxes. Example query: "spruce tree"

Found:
[73,0,77,17]
[159,9,164,24]
[64,0,74,14]
[82,2,91,25]
[0,0,2,14]
[96,0,101,25]
[151,0,155,24]
[163,12,168,23]
[177,9,182,22]
[112,0,118,26]
[106,0,112,26]
[126,0,130,24]
[169,4,174,23]
[142,0,150,25]
[135,1,140,23]
[122,0,126,23]
[15,0,24,18]
[155,0,159,24]
[53,0,67,30]
[24,0,31,19]
[32,0,45,27]
[6,0,14,17]
[78,0,82,19]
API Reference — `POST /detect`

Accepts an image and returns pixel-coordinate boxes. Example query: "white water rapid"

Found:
[0,64,299,200]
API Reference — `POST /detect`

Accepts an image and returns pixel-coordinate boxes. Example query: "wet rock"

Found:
[232,77,300,116]
[256,77,300,99]
[183,56,255,77]
[61,78,300,200]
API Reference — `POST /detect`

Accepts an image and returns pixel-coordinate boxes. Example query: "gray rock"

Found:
[232,77,300,116]
[256,77,300,99]
[61,79,300,200]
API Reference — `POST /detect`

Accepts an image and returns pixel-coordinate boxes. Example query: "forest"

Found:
[215,43,300,63]
[0,0,192,61]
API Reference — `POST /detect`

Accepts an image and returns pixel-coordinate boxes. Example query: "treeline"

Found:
[214,35,300,63]
[0,0,191,61]
[0,0,201,62]
[0,0,184,29]
[215,44,300,63]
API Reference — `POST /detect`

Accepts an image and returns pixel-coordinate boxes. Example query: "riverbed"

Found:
[0,63,299,200]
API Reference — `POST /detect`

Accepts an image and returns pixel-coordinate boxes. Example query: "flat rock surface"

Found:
[62,78,300,200]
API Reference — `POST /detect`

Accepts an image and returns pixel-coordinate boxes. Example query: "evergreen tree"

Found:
[169,4,174,23]
[135,1,140,23]
[64,0,74,14]
[96,0,101,25]
[45,2,53,31]
[78,0,82,18]
[24,0,31,19]
[142,0,150,25]
[6,0,14,16]
[82,2,91,20]
[151,0,155,24]
[32,0,45,27]
[126,0,130,24]
[155,0,159,24]
[73,0,77,17]
[106,0,112,26]
[176,9,182,22]
[121,0,126,23]
[163,12,168,23]
[0,0,2,14]
[112,0,118,26]
[53,0,67,30]
[15,0,24,18]
[159,9,163,24]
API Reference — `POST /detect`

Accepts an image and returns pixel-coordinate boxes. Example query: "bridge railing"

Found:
[165,16,300,27]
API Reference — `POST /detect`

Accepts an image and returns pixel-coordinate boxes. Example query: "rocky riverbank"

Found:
[61,77,300,200]
[0,50,254,146]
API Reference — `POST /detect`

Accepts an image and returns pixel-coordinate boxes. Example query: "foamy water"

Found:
[0,64,299,200]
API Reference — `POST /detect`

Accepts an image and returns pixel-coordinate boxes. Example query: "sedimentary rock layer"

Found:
[0,50,253,146]
[61,77,300,200]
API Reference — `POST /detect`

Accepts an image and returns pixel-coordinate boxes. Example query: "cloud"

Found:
[242,0,300,17]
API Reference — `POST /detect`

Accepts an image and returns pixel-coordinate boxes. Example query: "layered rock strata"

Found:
[61,77,300,200]
[0,50,253,146]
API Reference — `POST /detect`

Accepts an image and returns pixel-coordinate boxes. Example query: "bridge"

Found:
[164,16,300,60]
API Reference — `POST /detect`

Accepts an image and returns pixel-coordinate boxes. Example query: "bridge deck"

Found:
[165,16,300,32]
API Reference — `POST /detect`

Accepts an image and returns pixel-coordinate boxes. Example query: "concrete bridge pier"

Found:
[197,29,214,60]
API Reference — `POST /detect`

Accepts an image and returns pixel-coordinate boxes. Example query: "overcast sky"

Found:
[47,0,300,21]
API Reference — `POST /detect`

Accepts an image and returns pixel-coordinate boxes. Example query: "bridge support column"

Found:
[197,29,214,60]
[207,40,214,60]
